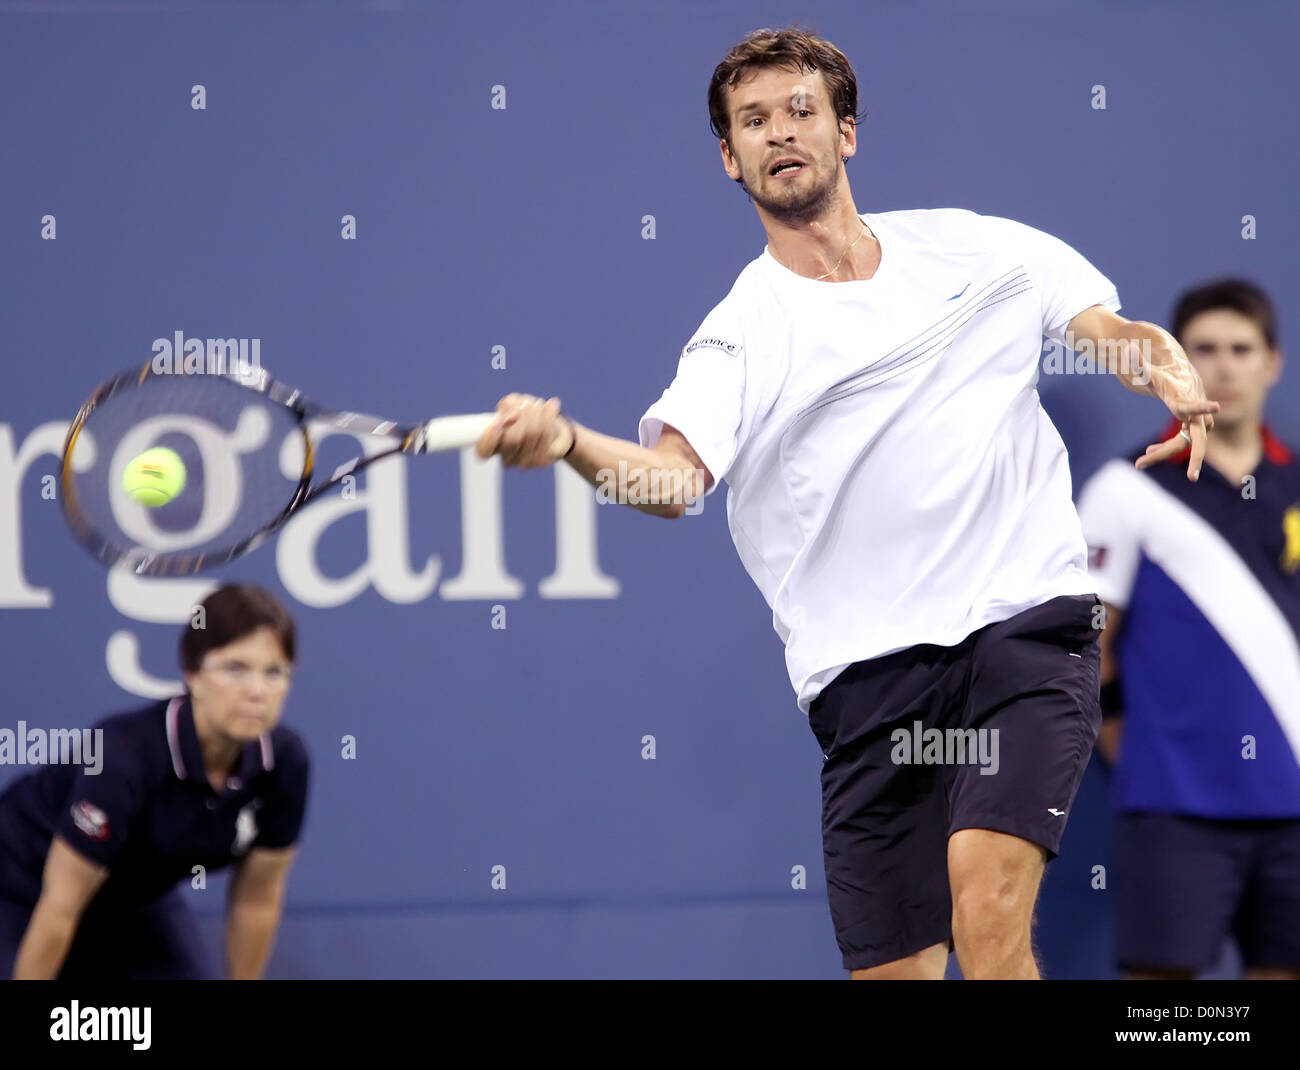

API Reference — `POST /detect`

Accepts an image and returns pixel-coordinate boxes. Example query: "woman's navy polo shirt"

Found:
[0,696,310,908]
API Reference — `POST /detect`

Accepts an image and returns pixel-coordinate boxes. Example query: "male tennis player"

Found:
[475,26,1218,979]
[0,584,310,980]
[1080,278,1300,979]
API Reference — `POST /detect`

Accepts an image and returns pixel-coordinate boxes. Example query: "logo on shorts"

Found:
[1048,808,1066,817]
[70,800,111,841]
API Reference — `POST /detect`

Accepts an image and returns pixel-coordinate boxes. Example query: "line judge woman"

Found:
[0,584,310,979]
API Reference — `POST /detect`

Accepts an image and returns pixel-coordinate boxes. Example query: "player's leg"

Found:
[1236,818,1300,980]
[946,593,1105,978]
[1115,814,1245,979]
[948,828,1045,979]
[808,646,964,979]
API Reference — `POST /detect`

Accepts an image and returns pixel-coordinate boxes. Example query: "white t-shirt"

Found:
[639,207,1122,714]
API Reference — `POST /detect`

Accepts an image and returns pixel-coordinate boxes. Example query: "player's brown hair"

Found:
[179,583,296,672]
[1171,277,1279,349]
[707,26,864,154]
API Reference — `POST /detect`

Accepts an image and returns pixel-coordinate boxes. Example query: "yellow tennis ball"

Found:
[122,447,187,507]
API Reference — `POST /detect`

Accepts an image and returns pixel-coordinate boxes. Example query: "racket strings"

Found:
[63,374,307,569]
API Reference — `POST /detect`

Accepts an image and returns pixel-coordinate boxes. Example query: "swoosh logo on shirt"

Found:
[947,283,970,301]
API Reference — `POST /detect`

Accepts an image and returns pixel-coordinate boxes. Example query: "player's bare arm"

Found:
[476,393,711,518]
[1067,304,1221,481]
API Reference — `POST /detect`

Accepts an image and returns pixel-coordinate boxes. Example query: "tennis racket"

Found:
[60,360,495,576]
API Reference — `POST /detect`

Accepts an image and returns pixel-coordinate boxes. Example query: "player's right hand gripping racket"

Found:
[60,361,495,576]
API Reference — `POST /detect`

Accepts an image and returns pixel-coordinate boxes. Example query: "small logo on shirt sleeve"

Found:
[70,800,111,842]
[1087,545,1108,570]
[683,336,741,358]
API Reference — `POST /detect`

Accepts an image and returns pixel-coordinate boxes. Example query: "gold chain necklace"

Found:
[814,219,873,281]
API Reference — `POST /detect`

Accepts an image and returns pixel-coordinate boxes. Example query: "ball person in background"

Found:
[0,584,311,980]
[473,26,1217,979]
[1080,279,1300,980]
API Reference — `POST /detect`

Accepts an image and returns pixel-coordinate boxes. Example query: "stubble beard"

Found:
[738,153,839,225]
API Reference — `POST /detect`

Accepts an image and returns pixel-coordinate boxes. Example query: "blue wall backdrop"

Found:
[1,0,1295,978]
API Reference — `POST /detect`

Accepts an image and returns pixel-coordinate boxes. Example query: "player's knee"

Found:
[949,831,1044,943]
[951,879,1031,945]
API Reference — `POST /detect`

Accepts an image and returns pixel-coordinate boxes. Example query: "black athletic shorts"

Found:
[807,593,1103,971]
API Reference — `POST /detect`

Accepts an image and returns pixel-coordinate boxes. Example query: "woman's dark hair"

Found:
[708,25,865,153]
[179,584,296,673]
[1171,277,1278,349]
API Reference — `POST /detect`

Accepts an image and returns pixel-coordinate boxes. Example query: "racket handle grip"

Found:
[420,413,497,453]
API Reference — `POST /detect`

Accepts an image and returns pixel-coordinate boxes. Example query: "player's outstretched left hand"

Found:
[1123,329,1220,482]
